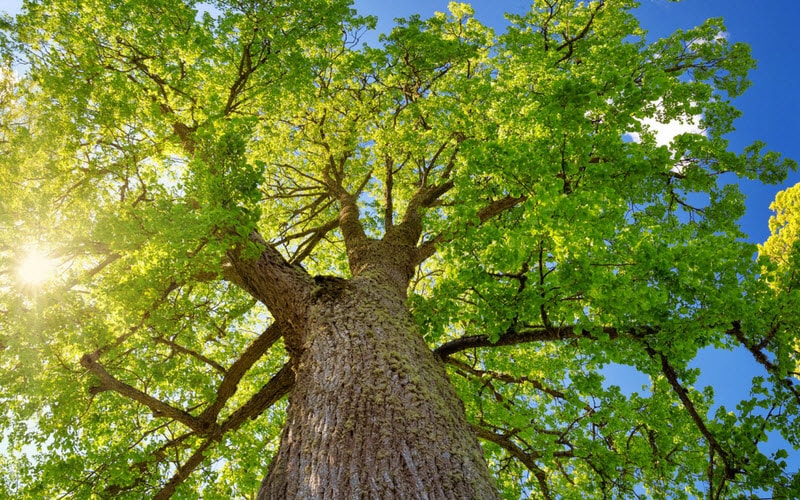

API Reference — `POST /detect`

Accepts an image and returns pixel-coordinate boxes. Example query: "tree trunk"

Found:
[257,273,499,499]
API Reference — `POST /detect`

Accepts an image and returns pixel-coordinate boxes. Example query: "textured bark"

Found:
[257,274,499,499]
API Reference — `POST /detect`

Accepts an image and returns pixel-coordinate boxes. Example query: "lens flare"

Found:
[17,249,56,286]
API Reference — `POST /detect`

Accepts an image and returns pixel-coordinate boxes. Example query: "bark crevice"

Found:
[257,276,499,499]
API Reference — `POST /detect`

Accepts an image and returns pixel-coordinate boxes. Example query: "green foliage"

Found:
[1,0,798,498]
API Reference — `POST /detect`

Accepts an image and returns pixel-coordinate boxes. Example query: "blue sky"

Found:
[352,0,800,245]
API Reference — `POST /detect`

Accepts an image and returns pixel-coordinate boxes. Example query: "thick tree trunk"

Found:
[257,273,499,499]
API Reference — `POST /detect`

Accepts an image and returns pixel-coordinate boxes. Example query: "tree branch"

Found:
[555,1,604,65]
[289,218,340,265]
[197,322,286,426]
[470,423,558,500]
[446,357,572,403]
[336,189,369,250]
[154,336,227,375]
[415,195,527,265]
[152,362,295,499]
[220,361,295,432]
[226,231,314,325]
[434,324,619,361]
[385,155,395,231]
[152,438,215,500]
[80,353,214,434]
[728,324,800,405]
[645,346,740,481]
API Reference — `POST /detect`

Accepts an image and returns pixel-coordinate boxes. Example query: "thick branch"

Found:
[387,180,456,250]
[385,156,395,231]
[389,135,463,249]
[475,194,528,224]
[221,361,295,432]
[226,231,314,324]
[80,353,214,434]
[337,190,369,249]
[197,322,286,426]
[172,121,196,154]
[434,324,620,361]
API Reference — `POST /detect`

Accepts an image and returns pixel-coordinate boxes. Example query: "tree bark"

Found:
[257,273,499,499]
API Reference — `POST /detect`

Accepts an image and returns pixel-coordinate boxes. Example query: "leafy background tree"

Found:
[1,0,799,498]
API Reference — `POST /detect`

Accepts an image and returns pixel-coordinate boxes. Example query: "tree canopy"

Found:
[1,0,798,498]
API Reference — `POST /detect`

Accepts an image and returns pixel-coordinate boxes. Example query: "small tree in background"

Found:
[1,1,798,498]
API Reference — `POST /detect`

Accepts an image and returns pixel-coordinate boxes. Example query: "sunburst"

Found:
[17,248,57,286]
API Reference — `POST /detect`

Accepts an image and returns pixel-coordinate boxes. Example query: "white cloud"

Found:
[624,100,705,149]
[690,30,729,48]
[625,114,704,148]
[621,100,706,174]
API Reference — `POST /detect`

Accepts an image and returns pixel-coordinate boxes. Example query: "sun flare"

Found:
[17,249,57,286]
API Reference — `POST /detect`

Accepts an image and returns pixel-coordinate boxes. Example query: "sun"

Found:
[17,249,57,286]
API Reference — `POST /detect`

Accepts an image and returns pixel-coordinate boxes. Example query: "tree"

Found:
[1,0,798,497]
